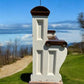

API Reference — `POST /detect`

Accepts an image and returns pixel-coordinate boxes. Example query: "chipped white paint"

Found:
[30,15,67,82]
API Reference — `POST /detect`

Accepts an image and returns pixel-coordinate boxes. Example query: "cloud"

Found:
[50,24,62,28]
[22,24,31,28]
[0,43,4,46]
[0,24,9,29]
[0,24,31,29]
[5,41,13,45]
[22,34,32,40]
[49,22,79,28]
[0,21,79,34]
[0,24,4,26]
[0,24,32,34]
[21,34,32,45]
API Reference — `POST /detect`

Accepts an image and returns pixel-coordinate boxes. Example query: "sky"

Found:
[0,21,83,46]
[0,0,84,24]
[0,0,84,46]
[0,34,33,46]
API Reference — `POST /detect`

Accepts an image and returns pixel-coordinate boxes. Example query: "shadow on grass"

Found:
[20,73,32,83]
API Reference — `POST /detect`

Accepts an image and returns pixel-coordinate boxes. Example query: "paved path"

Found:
[0,56,32,79]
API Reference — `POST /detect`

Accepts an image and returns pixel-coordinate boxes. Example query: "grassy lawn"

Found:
[60,54,84,84]
[0,54,84,84]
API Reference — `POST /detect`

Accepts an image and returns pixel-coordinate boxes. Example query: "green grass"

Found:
[60,54,84,84]
[0,54,84,84]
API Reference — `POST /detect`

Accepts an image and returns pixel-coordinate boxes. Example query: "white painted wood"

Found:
[30,14,67,82]
[37,20,44,40]
[48,51,56,75]
[31,16,48,77]
[36,50,43,75]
